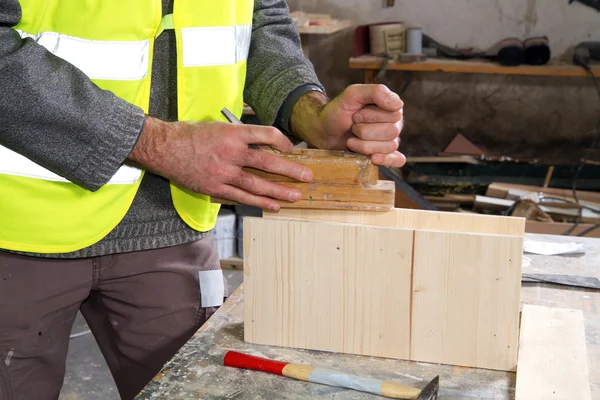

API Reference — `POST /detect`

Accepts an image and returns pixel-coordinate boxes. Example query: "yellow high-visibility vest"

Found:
[0,0,253,253]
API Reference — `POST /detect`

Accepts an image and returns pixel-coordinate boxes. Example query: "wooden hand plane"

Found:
[211,148,395,212]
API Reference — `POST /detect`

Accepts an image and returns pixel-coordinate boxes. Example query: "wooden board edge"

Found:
[515,304,591,400]
[265,208,526,238]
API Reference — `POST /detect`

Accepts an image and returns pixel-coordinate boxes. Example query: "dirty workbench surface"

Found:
[138,234,600,399]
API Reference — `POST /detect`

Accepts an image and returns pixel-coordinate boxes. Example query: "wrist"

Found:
[289,91,330,148]
[127,116,172,172]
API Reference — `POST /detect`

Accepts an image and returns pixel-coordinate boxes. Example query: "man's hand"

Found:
[127,117,313,211]
[289,84,406,167]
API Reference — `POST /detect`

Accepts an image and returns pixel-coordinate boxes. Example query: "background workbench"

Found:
[138,234,600,399]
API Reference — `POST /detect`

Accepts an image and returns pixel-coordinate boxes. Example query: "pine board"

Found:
[264,207,525,237]
[245,215,523,371]
[244,218,413,359]
[411,231,522,370]
[515,305,591,400]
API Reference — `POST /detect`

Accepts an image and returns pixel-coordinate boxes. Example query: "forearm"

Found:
[0,1,145,191]
[244,0,324,126]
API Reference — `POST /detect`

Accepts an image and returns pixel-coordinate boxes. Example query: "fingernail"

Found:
[268,203,280,211]
[300,170,313,182]
[373,154,383,164]
[288,191,301,202]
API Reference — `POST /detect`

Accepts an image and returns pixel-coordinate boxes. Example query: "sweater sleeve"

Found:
[244,0,325,127]
[0,0,146,192]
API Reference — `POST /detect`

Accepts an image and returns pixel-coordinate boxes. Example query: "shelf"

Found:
[297,19,354,35]
[349,56,600,78]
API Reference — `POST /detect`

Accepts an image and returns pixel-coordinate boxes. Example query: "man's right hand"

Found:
[127,116,313,211]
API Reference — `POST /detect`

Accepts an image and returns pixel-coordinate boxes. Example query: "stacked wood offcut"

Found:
[425,183,600,238]
[409,133,600,238]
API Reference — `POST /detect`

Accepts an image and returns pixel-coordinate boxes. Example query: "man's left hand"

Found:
[308,84,405,168]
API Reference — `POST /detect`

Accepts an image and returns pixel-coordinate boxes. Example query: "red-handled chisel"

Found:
[223,351,439,400]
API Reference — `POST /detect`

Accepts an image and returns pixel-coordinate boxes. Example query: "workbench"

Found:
[138,233,600,399]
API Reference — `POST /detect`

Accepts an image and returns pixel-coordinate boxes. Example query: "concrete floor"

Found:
[58,268,244,400]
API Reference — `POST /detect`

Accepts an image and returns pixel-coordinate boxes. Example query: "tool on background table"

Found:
[223,351,439,400]
[213,108,396,211]
[522,273,600,290]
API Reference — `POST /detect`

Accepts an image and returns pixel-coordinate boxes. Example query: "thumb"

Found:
[342,84,403,113]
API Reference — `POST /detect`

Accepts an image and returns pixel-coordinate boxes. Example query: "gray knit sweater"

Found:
[0,0,323,258]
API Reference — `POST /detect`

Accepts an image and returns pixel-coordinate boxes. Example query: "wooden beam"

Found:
[516,305,591,400]
[265,207,525,237]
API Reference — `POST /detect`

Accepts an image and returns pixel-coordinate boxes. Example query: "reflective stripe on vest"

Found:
[0,0,253,253]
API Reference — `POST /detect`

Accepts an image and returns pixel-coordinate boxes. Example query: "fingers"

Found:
[351,121,402,141]
[371,151,407,168]
[215,184,283,211]
[353,105,403,124]
[241,125,294,154]
[244,150,313,183]
[230,171,302,203]
[343,84,403,112]
[346,136,400,155]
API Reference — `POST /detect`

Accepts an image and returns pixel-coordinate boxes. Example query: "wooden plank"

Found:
[405,155,481,164]
[515,305,591,400]
[525,221,600,238]
[410,230,522,371]
[214,180,395,212]
[244,218,413,359]
[349,56,600,78]
[265,207,526,237]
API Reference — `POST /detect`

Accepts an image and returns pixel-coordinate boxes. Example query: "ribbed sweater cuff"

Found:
[76,99,146,191]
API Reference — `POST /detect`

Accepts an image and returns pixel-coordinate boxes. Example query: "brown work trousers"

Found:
[0,236,226,400]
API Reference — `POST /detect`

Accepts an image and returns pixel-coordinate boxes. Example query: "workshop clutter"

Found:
[212,209,236,259]
[213,206,262,260]
[352,22,552,67]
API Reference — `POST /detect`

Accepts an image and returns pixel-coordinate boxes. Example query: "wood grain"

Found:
[410,231,522,371]
[264,207,525,237]
[515,305,591,400]
[214,181,395,211]
[244,218,413,360]
[244,149,379,185]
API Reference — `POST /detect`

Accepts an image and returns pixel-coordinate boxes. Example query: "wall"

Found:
[288,0,600,159]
